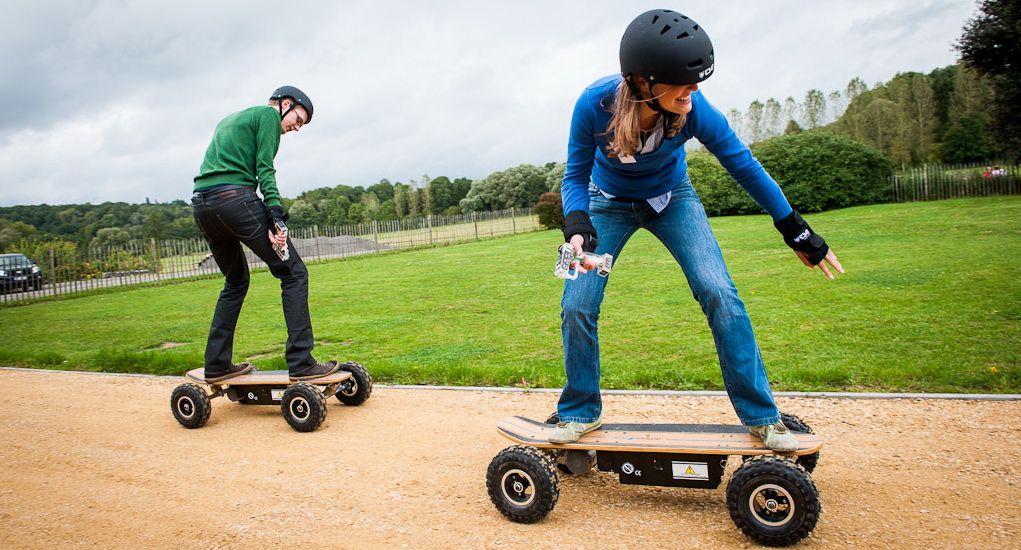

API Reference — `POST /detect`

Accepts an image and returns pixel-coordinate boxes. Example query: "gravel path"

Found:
[1,368,1018,549]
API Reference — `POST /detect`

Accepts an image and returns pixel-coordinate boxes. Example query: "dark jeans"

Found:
[192,184,316,376]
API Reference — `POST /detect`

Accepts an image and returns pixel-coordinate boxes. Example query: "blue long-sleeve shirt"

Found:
[561,75,793,221]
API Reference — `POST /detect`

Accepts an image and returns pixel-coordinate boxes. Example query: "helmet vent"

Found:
[676,32,690,40]
[687,59,703,69]
[659,25,672,35]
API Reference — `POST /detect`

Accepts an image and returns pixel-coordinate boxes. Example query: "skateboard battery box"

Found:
[225,385,283,404]
[597,451,727,489]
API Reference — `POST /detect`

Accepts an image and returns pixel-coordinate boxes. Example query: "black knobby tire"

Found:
[726,455,821,547]
[281,382,328,432]
[486,445,560,523]
[335,361,373,406]
[171,383,211,429]
[743,412,820,473]
[780,412,819,473]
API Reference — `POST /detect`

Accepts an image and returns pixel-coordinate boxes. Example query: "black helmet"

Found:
[619,10,715,86]
[270,86,314,123]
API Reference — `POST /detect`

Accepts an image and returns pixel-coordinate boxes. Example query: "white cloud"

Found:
[0,0,976,206]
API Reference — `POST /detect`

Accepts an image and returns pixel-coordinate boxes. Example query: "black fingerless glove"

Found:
[774,210,829,265]
[268,205,290,224]
[563,210,598,252]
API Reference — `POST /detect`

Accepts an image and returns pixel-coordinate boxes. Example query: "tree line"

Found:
[723,64,1002,166]
[0,162,571,253]
[0,201,198,253]
[282,175,474,230]
[722,0,1019,166]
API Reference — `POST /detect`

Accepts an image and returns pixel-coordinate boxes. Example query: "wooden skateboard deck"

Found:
[497,416,822,456]
[185,367,352,386]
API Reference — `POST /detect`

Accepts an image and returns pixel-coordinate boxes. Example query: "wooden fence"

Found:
[0,208,540,306]
[890,162,1018,202]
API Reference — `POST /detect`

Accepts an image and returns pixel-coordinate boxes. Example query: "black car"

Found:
[0,253,44,293]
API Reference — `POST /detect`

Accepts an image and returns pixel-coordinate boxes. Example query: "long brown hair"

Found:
[604,77,686,158]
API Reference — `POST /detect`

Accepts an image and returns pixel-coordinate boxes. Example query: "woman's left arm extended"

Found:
[692,93,844,279]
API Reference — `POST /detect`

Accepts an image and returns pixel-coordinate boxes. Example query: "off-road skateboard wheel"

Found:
[742,412,819,473]
[281,382,328,432]
[335,361,372,406]
[779,412,819,473]
[171,383,211,429]
[487,445,559,523]
[726,455,820,547]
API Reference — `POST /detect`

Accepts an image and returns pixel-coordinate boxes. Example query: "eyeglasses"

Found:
[293,111,305,128]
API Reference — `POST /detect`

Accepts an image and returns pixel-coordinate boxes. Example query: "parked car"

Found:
[0,253,44,293]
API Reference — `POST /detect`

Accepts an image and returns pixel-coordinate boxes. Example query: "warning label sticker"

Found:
[671,461,709,481]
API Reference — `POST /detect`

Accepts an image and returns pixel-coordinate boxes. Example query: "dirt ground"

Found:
[1,368,1019,550]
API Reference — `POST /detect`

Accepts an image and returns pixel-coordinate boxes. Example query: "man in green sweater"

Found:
[192,86,339,383]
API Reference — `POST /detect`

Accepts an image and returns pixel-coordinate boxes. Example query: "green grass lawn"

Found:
[1,197,1018,393]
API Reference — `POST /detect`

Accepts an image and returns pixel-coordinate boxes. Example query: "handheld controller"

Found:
[272,220,290,261]
[554,243,612,280]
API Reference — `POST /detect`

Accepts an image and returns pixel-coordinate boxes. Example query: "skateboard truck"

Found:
[272,219,290,261]
[554,243,613,280]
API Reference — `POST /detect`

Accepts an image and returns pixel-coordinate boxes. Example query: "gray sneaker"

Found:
[750,421,799,452]
[548,417,603,444]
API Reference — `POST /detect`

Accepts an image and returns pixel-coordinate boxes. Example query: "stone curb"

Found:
[3,367,1018,401]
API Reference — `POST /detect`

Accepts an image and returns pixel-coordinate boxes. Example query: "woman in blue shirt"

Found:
[552,10,844,448]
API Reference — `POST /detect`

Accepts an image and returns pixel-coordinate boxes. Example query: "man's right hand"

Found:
[268,229,287,246]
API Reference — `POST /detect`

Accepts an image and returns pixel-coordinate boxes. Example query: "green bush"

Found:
[688,133,894,216]
[687,152,761,217]
[752,132,894,213]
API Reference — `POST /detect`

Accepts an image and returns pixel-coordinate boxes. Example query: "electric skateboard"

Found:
[170,361,372,432]
[487,414,822,547]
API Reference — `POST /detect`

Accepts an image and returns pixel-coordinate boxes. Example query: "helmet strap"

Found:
[277,99,295,121]
[625,75,676,118]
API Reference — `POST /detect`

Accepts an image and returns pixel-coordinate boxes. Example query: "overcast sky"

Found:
[0,0,977,207]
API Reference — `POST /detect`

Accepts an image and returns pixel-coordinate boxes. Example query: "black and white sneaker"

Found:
[205,362,255,383]
[289,360,340,382]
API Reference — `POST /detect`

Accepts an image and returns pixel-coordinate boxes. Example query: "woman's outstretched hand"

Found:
[795,249,844,280]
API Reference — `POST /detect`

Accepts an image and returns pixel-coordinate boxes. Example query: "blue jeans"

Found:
[192,185,318,376]
[558,181,781,427]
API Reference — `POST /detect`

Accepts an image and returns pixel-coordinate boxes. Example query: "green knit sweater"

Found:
[194,105,284,207]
